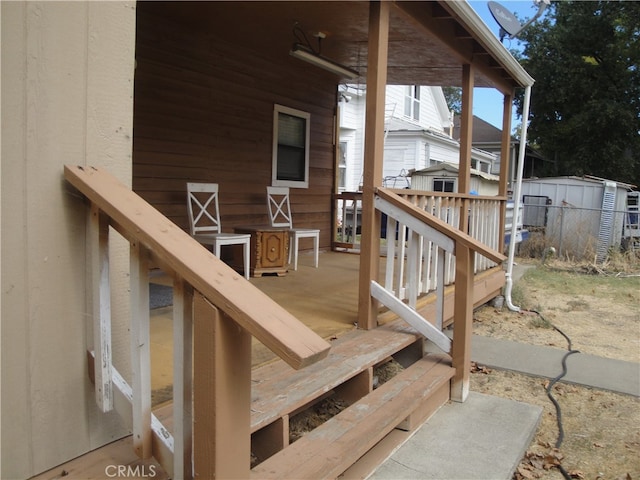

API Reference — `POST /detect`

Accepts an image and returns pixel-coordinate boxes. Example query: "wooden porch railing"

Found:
[372,187,506,401]
[390,189,505,275]
[334,190,505,278]
[65,165,330,479]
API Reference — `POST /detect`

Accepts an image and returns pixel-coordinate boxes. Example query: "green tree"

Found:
[442,86,462,115]
[516,1,640,186]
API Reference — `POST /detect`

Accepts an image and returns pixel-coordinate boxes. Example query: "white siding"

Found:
[429,142,459,165]
[339,92,366,191]
[385,85,449,132]
[338,85,489,193]
[385,86,406,124]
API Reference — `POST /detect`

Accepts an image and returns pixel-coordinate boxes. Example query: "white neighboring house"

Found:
[337,84,497,193]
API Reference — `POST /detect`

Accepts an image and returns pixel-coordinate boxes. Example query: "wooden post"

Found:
[90,203,113,412]
[358,0,390,330]
[173,279,194,480]
[130,242,152,458]
[458,63,474,232]
[193,293,251,479]
[451,244,474,402]
[499,92,514,247]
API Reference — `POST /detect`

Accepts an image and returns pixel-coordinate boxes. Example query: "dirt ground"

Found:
[472,258,640,479]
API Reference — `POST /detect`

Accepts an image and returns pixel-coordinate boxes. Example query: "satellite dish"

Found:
[488,0,550,42]
[488,1,522,38]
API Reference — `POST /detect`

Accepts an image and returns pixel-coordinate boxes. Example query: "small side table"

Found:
[233,225,290,277]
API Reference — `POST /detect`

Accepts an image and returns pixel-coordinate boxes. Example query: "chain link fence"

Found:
[520,203,639,261]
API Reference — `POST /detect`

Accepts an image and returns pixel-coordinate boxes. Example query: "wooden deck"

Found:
[31,250,503,480]
[150,250,503,398]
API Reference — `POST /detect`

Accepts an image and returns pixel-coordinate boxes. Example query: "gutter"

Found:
[445,1,535,88]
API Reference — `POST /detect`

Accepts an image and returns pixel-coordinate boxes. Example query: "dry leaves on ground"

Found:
[472,260,640,479]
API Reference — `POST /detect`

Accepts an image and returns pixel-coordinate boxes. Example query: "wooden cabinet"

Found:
[234,226,289,277]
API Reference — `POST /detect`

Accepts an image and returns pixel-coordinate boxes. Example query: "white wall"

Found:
[339,90,366,192]
[340,85,453,192]
[1,2,136,477]
[339,85,497,195]
[384,85,450,132]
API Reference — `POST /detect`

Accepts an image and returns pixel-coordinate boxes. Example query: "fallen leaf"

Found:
[470,362,492,374]
[529,456,545,469]
[517,466,535,479]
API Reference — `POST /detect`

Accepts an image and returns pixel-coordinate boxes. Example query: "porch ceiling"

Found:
[142,1,532,93]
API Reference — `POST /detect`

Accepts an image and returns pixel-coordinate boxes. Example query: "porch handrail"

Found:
[65,165,330,368]
[388,189,506,274]
[65,165,330,479]
[373,187,505,401]
[377,187,505,263]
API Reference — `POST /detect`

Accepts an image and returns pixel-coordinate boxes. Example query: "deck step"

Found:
[251,321,423,433]
[251,354,454,480]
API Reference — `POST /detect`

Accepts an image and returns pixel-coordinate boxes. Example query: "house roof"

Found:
[145,1,534,94]
[452,114,548,161]
[410,163,500,182]
[523,175,637,190]
[453,115,506,144]
[387,117,497,162]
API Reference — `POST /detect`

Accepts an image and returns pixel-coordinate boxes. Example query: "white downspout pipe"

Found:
[505,85,532,312]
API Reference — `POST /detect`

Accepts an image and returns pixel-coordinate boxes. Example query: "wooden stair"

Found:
[248,319,455,479]
[45,320,454,480]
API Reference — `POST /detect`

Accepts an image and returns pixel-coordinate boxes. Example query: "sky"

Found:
[468,0,550,129]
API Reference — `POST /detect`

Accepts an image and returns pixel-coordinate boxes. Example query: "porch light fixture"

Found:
[290,43,359,80]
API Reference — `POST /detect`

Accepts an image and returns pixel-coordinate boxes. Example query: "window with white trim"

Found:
[404,86,420,121]
[473,159,492,174]
[338,141,347,191]
[433,177,456,193]
[272,104,310,188]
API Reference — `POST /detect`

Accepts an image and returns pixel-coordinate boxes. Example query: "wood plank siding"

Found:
[133,4,340,250]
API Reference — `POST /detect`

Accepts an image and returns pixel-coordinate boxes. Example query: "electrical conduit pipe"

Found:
[505,85,532,312]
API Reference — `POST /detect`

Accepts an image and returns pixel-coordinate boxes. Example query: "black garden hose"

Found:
[529,310,580,480]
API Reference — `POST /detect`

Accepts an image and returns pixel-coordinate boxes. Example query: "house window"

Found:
[272,104,310,188]
[433,178,456,193]
[338,141,347,191]
[474,159,491,173]
[404,86,420,121]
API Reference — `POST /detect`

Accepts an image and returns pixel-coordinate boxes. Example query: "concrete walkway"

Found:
[370,392,542,480]
[473,335,640,397]
[372,336,640,480]
[371,262,640,479]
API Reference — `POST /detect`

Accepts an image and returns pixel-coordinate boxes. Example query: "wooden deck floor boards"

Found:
[30,252,502,480]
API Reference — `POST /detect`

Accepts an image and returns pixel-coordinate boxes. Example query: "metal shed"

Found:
[520,176,635,260]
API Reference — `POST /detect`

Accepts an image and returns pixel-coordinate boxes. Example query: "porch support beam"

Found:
[358,0,390,330]
[172,279,193,480]
[130,242,152,459]
[499,92,514,247]
[193,293,251,479]
[458,63,474,232]
[451,244,474,402]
